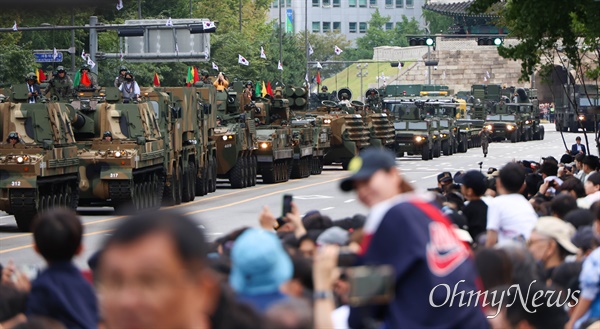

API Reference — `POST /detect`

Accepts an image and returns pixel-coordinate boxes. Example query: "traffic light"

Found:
[391,62,405,68]
[477,37,503,46]
[408,36,435,49]
[117,28,145,37]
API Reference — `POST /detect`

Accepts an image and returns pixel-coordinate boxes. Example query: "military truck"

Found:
[212,81,257,188]
[70,88,165,211]
[285,86,317,178]
[554,84,599,132]
[152,85,217,203]
[290,108,332,175]
[253,88,295,183]
[0,85,80,231]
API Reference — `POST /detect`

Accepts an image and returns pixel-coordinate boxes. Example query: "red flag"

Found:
[266,81,273,97]
[193,66,200,83]
[153,73,160,87]
[80,71,91,87]
[316,71,321,85]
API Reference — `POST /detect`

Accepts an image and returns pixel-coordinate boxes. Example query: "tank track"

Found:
[10,189,38,232]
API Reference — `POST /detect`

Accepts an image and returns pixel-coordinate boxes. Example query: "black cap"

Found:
[437,171,453,183]
[340,148,396,192]
[455,170,487,196]
[8,132,19,139]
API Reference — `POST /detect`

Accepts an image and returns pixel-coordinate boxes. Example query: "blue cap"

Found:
[229,228,293,295]
[340,148,396,192]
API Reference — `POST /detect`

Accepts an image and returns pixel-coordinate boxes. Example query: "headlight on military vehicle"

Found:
[222,135,228,141]
[323,119,331,124]
[579,115,585,121]
[115,151,122,158]
[442,133,447,137]
[415,136,423,142]
[16,156,24,164]
[506,125,514,131]
[525,120,531,124]
[260,142,269,149]
[486,125,493,131]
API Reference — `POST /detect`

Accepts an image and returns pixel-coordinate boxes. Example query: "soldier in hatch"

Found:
[114,66,128,88]
[76,64,99,91]
[6,132,25,146]
[44,66,74,101]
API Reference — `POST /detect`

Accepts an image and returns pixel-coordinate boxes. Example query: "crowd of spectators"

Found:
[2,146,600,328]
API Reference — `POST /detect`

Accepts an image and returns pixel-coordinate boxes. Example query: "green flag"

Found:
[186,66,193,85]
[255,81,261,97]
[73,70,81,87]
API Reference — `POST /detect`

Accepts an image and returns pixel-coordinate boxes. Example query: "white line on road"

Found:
[344,199,355,203]
[422,173,439,179]
[205,233,223,236]
[321,207,335,211]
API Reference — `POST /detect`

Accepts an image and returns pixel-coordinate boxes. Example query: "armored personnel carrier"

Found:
[69,87,165,211]
[285,86,320,178]
[212,81,256,188]
[0,84,80,231]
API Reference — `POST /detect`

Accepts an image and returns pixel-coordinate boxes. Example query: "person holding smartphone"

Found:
[338,147,489,328]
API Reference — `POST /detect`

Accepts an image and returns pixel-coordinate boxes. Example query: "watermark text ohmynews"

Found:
[429,280,580,318]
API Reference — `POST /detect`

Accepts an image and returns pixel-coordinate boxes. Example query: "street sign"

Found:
[34,52,63,63]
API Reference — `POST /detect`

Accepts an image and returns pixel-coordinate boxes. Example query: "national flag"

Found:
[238,54,249,66]
[53,48,58,60]
[186,66,194,86]
[334,45,343,55]
[316,71,321,85]
[153,73,160,87]
[212,62,219,70]
[87,56,96,69]
[266,81,273,97]
[12,21,17,31]
[73,71,81,87]
[119,50,124,62]
[308,43,314,56]
[398,62,403,71]
[81,50,87,61]
[193,66,200,83]
[277,61,283,71]
[316,62,322,69]
[80,71,91,87]
[116,0,123,10]
[261,81,267,97]
[260,46,267,59]
[203,48,209,58]
[255,82,261,97]
[166,17,173,27]
[484,76,488,82]
[36,69,46,83]
[203,21,216,31]
[486,71,490,79]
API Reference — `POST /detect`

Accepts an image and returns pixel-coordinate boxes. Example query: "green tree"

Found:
[0,44,36,87]
[390,15,423,47]
[422,10,454,35]
[354,9,392,60]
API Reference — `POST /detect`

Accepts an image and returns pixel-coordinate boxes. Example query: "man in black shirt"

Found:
[456,170,488,241]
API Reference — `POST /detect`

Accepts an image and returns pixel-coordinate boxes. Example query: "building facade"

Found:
[268,0,425,44]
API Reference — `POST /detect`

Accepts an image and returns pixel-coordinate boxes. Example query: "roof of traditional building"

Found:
[423,1,499,18]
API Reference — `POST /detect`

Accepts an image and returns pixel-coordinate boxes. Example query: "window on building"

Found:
[312,0,319,7]
[312,22,320,32]
[272,0,278,7]
[333,0,341,7]
[370,0,377,6]
[286,0,291,6]
[349,22,357,33]
[405,0,413,7]
[349,0,356,7]
[359,0,367,7]
[359,22,367,33]
[323,22,331,32]
[385,0,393,7]
[333,21,341,32]
[395,0,403,8]
[385,22,393,30]
[322,0,330,6]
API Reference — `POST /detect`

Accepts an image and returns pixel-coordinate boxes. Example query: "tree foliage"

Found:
[422,9,454,35]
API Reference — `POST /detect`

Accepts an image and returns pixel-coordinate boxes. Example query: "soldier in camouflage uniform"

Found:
[114,66,127,88]
[44,66,74,101]
[77,64,99,91]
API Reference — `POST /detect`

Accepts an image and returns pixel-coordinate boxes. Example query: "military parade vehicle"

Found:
[285,86,318,178]
[344,88,395,152]
[554,84,599,132]
[212,81,257,188]
[0,84,80,231]
[253,87,295,183]
[69,87,165,211]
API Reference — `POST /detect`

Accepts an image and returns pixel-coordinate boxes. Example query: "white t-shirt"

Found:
[486,193,538,243]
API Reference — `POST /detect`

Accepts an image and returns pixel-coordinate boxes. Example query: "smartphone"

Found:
[282,194,293,218]
[345,265,396,307]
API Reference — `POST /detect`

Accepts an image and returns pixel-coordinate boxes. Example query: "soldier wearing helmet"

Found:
[44,66,74,101]
[199,70,211,84]
[114,65,128,88]
[77,64,98,91]
[103,131,113,142]
[6,132,24,146]
[339,92,351,107]
[118,71,141,101]
[25,72,41,103]
[243,81,253,103]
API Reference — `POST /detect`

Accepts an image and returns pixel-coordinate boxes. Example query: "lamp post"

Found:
[356,64,368,102]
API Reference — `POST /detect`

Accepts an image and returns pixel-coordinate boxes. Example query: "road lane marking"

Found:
[344,199,355,203]
[422,173,439,179]
[321,207,335,211]
[1,177,344,254]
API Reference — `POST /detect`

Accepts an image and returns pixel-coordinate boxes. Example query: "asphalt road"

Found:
[0,124,580,268]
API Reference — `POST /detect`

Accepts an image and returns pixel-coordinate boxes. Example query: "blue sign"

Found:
[286,9,293,33]
[34,52,63,63]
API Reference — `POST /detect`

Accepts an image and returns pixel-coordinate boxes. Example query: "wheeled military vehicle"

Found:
[554,84,599,132]
[0,85,80,231]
